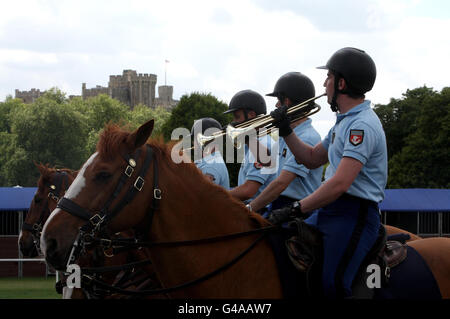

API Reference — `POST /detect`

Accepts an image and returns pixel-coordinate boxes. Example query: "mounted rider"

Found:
[247,72,323,214]
[270,47,387,298]
[191,117,230,190]
[226,90,277,212]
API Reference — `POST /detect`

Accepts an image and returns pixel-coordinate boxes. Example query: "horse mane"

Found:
[96,123,270,228]
[150,139,271,228]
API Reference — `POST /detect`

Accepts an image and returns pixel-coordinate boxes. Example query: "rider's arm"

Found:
[248,170,296,212]
[299,157,363,213]
[229,180,262,201]
[283,133,328,169]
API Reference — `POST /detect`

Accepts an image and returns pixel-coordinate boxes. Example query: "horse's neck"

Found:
[161,164,258,237]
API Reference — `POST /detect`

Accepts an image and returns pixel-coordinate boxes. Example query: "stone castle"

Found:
[15,69,178,109]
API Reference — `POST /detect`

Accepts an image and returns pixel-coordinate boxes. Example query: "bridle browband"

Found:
[55,143,279,297]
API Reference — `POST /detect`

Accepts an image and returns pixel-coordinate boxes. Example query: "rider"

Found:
[191,117,230,190]
[247,72,323,213]
[270,47,387,298]
[226,90,277,210]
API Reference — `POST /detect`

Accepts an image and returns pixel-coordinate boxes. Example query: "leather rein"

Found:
[56,144,278,297]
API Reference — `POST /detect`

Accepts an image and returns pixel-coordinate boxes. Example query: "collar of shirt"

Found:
[336,100,371,124]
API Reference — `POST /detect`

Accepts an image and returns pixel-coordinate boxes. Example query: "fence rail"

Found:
[1,209,449,277]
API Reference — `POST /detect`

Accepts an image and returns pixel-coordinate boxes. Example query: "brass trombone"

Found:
[187,93,325,151]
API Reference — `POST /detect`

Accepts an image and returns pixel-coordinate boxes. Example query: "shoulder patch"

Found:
[349,129,364,146]
[254,162,263,169]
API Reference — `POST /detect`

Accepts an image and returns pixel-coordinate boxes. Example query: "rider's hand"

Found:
[270,105,292,137]
[267,201,302,225]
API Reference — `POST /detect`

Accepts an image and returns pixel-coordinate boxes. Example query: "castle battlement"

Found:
[82,69,167,109]
[15,69,176,109]
[15,88,44,103]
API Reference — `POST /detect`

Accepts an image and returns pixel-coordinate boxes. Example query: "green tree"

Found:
[375,86,450,188]
[161,92,230,141]
[0,132,18,185]
[374,86,434,161]
[5,90,88,186]
[127,104,171,139]
[0,97,24,133]
[81,94,129,132]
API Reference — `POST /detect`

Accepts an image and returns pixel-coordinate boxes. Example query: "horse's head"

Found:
[19,163,76,257]
[41,120,155,270]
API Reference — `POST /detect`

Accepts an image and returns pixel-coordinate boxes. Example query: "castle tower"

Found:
[15,88,42,103]
[155,85,178,109]
[108,70,157,108]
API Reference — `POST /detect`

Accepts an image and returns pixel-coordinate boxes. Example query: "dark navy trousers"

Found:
[304,193,381,297]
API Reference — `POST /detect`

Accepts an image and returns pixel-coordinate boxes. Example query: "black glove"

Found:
[267,201,302,225]
[270,105,292,137]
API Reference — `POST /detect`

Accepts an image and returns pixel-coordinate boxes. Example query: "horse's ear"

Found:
[35,162,46,175]
[126,119,154,149]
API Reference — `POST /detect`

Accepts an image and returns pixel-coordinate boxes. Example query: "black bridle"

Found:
[57,144,161,268]
[55,143,278,297]
[23,171,69,250]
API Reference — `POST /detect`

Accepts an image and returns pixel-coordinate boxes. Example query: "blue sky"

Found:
[0,0,449,138]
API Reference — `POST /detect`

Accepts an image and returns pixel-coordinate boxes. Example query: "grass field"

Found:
[0,277,60,299]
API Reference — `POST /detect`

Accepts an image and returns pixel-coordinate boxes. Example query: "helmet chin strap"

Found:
[243,109,249,122]
[330,78,340,112]
[331,73,348,113]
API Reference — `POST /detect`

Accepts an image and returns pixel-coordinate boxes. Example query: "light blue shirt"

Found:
[278,119,322,200]
[195,151,230,190]
[237,135,277,203]
[322,100,388,202]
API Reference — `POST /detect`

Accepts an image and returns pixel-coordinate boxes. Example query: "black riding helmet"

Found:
[191,117,222,137]
[317,47,376,111]
[266,72,316,106]
[223,90,266,123]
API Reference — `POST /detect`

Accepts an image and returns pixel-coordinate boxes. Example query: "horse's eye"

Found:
[95,171,112,182]
[34,196,42,204]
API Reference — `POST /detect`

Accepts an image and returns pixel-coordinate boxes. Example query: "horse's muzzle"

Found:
[43,237,68,271]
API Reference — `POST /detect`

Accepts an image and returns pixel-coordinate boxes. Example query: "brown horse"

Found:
[41,120,450,298]
[385,225,421,242]
[20,163,159,299]
[19,164,77,258]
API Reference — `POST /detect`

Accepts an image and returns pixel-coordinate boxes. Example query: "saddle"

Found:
[285,219,408,298]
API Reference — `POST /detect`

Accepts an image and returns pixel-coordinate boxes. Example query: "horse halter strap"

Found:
[57,144,160,235]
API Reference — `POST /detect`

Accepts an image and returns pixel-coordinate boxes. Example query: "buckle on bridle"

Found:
[154,188,162,200]
[134,177,145,191]
[89,214,104,227]
[125,165,134,177]
[48,192,59,202]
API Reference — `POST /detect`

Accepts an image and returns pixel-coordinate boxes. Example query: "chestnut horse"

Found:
[19,164,77,258]
[20,163,159,299]
[41,120,449,298]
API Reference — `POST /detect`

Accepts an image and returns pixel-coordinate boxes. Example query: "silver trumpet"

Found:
[184,93,325,151]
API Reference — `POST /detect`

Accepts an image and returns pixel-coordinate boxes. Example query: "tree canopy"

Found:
[374,86,450,188]
[0,88,171,186]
